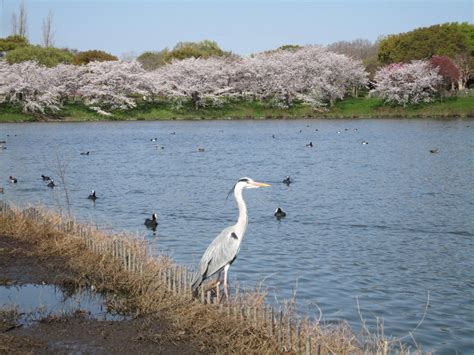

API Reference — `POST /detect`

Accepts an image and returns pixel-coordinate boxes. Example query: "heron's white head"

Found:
[227,177,270,199]
[237,177,271,189]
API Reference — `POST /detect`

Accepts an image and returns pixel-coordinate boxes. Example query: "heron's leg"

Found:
[223,264,230,299]
[216,271,222,302]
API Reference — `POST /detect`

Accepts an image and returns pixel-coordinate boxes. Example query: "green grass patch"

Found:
[1,96,473,122]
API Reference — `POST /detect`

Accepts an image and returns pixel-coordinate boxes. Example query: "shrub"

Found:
[73,50,118,65]
[6,46,74,67]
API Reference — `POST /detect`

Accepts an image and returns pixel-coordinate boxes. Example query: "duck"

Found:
[88,190,97,201]
[306,141,313,147]
[430,148,439,154]
[47,179,55,188]
[361,140,369,145]
[282,176,293,185]
[80,151,90,156]
[41,175,51,181]
[150,138,158,142]
[9,176,17,183]
[197,147,205,152]
[144,213,158,230]
[274,207,287,219]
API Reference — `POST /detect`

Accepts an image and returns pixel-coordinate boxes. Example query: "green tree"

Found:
[137,40,229,70]
[6,46,74,67]
[0,35,29,52]
[378,23,473,64]
[137,49,170,70]
[73,50,118,65]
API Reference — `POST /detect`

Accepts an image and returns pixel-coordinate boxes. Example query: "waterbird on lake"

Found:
[41,175,51,181]
[191,177,270,299]
[197,147,205,152]
[272,134,276,139]
[430,148,439,154]
[150,138,157,142]
[144,213,158,230]
[361,140,369,145]
[47,179,56,188]
[282,176,293,185]
[80,151,90,155]
[88,190,97,201]
[306,141,313,147]
[9,176,17,183]
[274,207,287,219]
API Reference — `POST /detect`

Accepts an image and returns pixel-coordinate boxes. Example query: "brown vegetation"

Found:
[0,203,417,354]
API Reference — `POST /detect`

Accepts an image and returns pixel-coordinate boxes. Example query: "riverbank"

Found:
[1,96,473,122]
[2,204,392,354]
[0,233,201,354]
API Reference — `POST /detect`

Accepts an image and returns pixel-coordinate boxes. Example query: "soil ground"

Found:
[0,234,202,354]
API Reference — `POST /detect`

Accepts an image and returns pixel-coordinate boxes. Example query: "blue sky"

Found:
[0,1,472,57]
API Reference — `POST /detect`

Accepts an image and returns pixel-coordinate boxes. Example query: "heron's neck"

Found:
[234,186,248,237]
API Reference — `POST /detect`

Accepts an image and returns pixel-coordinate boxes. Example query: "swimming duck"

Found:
[47,179,55,188]
[306,141,313,147]
[144,213,158,230]
[41,175,51,181]
[274,207,287,219]
[88,190,97,201]
[9,176,17,183]
[282,176,293,185]
[430,148,439,154]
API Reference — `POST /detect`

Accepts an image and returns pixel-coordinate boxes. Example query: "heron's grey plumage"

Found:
[191,177,270,298]
[191,226,241,290]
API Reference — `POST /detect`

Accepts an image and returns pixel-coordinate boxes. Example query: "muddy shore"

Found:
[0,234,202,354]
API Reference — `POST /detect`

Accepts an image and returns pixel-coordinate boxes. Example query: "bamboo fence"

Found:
[1,202,334,354]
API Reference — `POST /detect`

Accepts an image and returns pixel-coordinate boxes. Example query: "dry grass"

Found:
[0,204,421,354]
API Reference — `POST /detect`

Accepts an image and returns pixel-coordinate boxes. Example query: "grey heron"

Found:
[191,177,270,299]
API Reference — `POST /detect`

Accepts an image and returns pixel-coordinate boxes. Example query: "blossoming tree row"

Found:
[0,46,446,114]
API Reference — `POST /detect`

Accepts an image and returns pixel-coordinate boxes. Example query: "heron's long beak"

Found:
[252,182,271,187]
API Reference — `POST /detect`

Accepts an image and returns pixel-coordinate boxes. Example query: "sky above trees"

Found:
[0,0,471,57]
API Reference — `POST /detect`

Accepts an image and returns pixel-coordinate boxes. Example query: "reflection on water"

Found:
[0,284,125,323]
[1,119,473,353]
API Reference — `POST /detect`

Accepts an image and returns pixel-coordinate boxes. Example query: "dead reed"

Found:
[0,203,420,354]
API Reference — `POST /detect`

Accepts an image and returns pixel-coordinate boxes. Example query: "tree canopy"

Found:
[0,35,29,52]
[137,40,230,71]
[73,50,118,65]
[6,46,74,67]
[378,22,474,64]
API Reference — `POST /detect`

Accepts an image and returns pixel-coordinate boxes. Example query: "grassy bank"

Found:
[0,96,473,123]
[0,204,417,354]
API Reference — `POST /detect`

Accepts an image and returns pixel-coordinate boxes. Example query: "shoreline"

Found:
[1,96,473,123]
[0,203,410,354]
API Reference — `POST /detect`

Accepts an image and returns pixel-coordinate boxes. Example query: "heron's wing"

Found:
[191,226,241,289]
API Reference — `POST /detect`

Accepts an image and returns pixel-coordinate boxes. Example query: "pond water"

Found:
[0,119,473,353]
[0,284,125,323]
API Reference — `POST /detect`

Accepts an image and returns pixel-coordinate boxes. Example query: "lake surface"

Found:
[1,119,473,353]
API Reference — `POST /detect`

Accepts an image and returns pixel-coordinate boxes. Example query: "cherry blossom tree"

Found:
[75,60,155,111]
[0,60,62,113]
[370,60,442,106]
